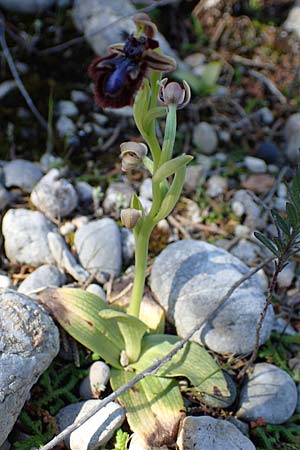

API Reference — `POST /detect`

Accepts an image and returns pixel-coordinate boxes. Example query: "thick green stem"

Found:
[128,221,153,317]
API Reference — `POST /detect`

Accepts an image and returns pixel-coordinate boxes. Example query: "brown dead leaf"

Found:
[242,174,275,193]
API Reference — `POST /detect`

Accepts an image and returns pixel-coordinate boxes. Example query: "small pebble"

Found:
[56,115,76,139]
[284,113,300,163]
[76,181,94,204]
[277,261,295,288]
[192,122,218,155]
[244,156,267,174]
[18,264,66,295]
[72,216,89,228]
[0,81,17,99]
[272,317,296,336]
[79,361,110,399]
[259,107,274,125]
[234,225,250,238]
[177,416,255,450]
[60,222,76,236]
[237,363,297,424]
[0,274,12,289]
[71,90,90,104]
[56,400,125,450]
[283,5,300,38]
[231,200,245,217]
[3,159,43,193]
[103,182,135,218]
[56,100,79,117]
[206,175,227,197]
[86,284,106,300]
[256,141,280,165]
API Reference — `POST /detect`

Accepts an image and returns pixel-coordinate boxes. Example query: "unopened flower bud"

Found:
[158,78,191,109]
[120,141,148,172]
[121,208,142,229]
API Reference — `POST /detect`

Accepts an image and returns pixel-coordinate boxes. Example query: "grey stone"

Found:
[234,225,250,238]
[31,169,78,221]
[283,5,300,39]
[0,275,12,289]
[259,107,274,125]
[237,363,297,424]
[0,440,11,450]
[18,265,66,295]
[56,100,79,117]
[284,113,300,163]
[71,90,90,104]
[60,221,76,236]
[56,115,76,139]
[192,122,218,155]
[40,152,64,172]
[232,190,265,229]
[139,178,152,200]
[277,261,295,288]
[206,175,227,197]
[120,227,135,266]
[103,182,134,218]
[79,362,110,399]
[86,284,106,300]
[177,416,255,450]
[73,0,181,68]
[2,209,56,266]
[227,417,249,436]
[244,156,267,173]
[272,317,296,336]
[150,240,274,355]
[0,81,17,100]
[297,383,300,413]
[74,218,122,283]
[56,400,125,450]
[3,160,43,193]
[47,232,89,283]
[231,239,263,266]
[0,289,59,446]
[0,184,10,210]
[76,181,94,204]
[184,165,206,193]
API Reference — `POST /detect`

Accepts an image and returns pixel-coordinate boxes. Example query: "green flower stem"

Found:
[160,104,177,165]
[127,219,154,317]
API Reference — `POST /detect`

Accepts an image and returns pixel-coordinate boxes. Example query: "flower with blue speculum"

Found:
[88,13,176,108]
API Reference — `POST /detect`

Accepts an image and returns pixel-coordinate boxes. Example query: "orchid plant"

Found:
[42,14,231,447]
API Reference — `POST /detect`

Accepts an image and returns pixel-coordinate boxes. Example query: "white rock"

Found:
[0,289,59,446]
[277,183,287,198]
[237,363,297,424]
[56,115,76,139]
[244,156,267,173]
[47,232,89,283]
[231,200,245,217]
[18,265,66,295]
[177,416,255,450]
[277,261,295,288]
[71,90,90,104]
[103,182,135,218]
[259,107,274,125]
[206,175,227,197]
[56,100,79,117]
[60,222,76,236]
[234,225,250,238]
[283,5,300,38]
[74,218,122,283]
[86,284,106,300]
[150,240,274,355]
[2,209,56,266]
[31,169,78,221]
[192,122,218,155]
[79,362,110,399]
[72,215,89,228]
[56,400,125,450]
[0,275,12,289]
[284,113,300,163]
[3,160,43,193]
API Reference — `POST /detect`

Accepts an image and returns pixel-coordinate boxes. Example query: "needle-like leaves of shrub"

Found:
[99,309,147,363]
[39,288,124,368]
[110,369,184,447]
[132,334,231,403]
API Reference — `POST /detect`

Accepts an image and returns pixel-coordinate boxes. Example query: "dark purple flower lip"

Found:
[88,17,177,109]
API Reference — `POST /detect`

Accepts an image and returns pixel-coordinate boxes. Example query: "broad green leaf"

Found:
[154,166,186,223]
[254,232,279,257]
[286,202,299,230]
[39,288,124,368]
[131,334,231,405]
[153,154,193,184]
[99,309,147,363]
[199,61,222,92]
[272,209,290,235]
[110,369,184,447]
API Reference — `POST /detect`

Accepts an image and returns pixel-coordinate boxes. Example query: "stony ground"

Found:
[1,1,300,449]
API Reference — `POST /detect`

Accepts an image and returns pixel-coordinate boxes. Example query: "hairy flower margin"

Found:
[88,13,177,108]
